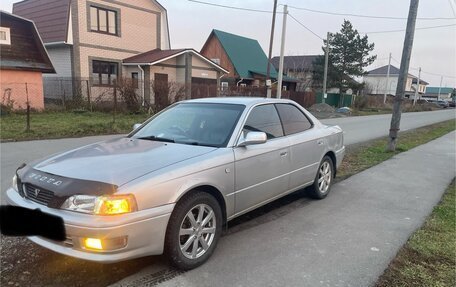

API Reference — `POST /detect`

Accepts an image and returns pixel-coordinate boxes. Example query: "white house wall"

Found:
[44,45,73,78]
[191,56,217,79]
[363,75,398,95]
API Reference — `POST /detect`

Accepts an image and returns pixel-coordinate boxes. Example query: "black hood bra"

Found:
[16,164,117,209]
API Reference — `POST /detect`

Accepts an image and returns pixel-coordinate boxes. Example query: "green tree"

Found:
[313,20,376,93]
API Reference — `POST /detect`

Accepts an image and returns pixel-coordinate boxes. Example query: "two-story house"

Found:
[13,0,227,104]
[13,0,170,102]
[13,0,170,80]
[364,65,429,99]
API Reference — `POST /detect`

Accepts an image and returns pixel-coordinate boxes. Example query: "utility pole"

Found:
[437,76,443,100]
[413,67,421,106]
[322,32,331,104]
[277,4,288,99]
[266,0,278,98]
[387,0,419,152]
[384,53,392,104]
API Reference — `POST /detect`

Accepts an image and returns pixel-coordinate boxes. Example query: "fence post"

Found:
[86,80,92,112]
[113,83,117,124]
[25,83,30,132]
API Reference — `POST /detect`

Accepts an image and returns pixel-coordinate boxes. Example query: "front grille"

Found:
[24,183,54,206]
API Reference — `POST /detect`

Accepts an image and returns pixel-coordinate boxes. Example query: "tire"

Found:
[165,191,222,270]
[308,156,334,199]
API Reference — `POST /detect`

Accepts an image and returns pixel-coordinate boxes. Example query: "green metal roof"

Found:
[212,29,279,79]
[425,87,454,94]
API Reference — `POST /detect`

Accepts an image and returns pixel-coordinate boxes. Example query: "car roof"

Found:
[181,97,295,107]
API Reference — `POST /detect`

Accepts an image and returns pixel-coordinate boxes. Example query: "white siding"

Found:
[363,75,398,95]
[44,45,73,78]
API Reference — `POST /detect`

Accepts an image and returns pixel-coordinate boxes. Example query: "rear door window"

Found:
[275,104,313,135]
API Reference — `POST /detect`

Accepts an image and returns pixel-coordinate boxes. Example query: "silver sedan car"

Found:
[6,97,345,270]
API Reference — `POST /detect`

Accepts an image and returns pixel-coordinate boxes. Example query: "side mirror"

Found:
[238,131,267,147]
[132,123,142,131]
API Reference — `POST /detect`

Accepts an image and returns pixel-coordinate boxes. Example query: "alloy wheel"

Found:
[179,204,216,259]
[318,161,332,194]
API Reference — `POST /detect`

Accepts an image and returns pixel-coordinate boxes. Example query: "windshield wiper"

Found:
[136,135,175,143]
[178,140,219,147]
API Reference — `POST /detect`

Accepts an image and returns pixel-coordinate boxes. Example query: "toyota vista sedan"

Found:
[6,97,345,270]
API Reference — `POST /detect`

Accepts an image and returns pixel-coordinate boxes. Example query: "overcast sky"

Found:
[2,0,455,86]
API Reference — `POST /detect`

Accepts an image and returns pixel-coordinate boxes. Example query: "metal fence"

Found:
[2,77,317,113]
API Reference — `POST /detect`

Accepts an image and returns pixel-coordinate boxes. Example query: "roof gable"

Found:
[123,49,186,64]
[123,48,229,73]
[367,65,401,75]
[13,0,71,44]
[211,29,277,79]
[367,64,428,84]
[0,11,55,73]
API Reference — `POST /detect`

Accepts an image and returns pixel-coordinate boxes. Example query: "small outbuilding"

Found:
[123,48,229,104]
[0,11,55,110]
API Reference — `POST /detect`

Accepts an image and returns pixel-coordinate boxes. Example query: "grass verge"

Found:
[0,111,150,141]
[336,119,455,181]
[375,179,455,287]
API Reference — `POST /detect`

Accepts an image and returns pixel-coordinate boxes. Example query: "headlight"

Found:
[12,175,18,192]
[61,194,137,215]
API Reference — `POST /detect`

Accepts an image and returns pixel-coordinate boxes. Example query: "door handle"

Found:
[317,140,324,145]
[280,151,288,157]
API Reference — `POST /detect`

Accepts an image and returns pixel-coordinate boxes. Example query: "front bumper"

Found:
[5,188,174,263]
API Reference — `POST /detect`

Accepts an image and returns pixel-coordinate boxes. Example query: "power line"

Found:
[288,13,324,40]
[362,23,456,34]
[285,4,456,20]
[391,56,455,79]
[413,69,456,78]
[188,0,277,13]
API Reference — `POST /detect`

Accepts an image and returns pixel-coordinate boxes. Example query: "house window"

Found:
[0,27,11,45]
[221,82,228,91]
[132,72,139,89]
[92,60,118,86]
[211,58,220,65]
[90,6,118,35]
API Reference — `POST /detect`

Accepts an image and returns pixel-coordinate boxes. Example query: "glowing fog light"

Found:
[83,236,128,251]
[84,238,103,250]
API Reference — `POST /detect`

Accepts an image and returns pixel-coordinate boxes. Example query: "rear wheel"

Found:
[308,156,334,199]
[165,191,222,270]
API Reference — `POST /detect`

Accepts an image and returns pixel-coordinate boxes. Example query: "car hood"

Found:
[33,137,217,186]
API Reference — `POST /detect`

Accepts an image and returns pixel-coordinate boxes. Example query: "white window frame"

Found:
[221,81,228,91]
[0,27,11,45]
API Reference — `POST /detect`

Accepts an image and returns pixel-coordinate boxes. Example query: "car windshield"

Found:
[131,103,245,147]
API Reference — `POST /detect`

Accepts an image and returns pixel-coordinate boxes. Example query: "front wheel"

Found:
[308,156,334,199]
[165,191,222,270]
